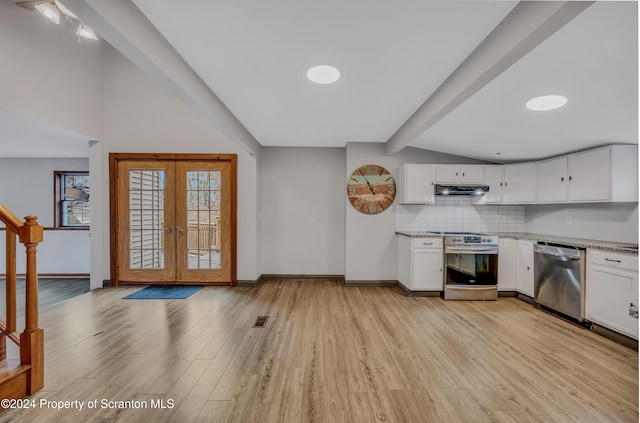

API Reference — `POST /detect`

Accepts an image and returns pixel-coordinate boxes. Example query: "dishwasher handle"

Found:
[534,244,583,261]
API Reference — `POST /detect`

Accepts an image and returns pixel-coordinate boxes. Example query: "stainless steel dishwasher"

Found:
[534,244,586,321]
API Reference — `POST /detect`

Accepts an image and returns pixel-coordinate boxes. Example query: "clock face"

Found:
[347,164,396,214]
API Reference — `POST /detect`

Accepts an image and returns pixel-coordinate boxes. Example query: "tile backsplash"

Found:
[396,197,525,233]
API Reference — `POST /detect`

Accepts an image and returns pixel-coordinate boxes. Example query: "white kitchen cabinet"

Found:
[586,249,638,339]
[537,156,568,203]
[498,238,517,291]
[395,164,436,204]
[483,165,505,204]
[397,236,443,291]
[515,240,535,297]
[569,148,610,202]
[536,145,638,203]
[435,165,484,184]
[503,163,536,204]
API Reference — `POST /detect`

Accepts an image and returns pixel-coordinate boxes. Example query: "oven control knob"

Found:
[483,237,491,243]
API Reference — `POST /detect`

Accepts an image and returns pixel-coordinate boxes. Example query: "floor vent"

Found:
[253,315,269,327]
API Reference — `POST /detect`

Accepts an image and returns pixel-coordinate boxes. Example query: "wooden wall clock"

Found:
[347,164,396,214]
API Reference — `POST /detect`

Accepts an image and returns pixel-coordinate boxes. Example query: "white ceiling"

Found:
[411,1,639,162]
[2,1,638,162]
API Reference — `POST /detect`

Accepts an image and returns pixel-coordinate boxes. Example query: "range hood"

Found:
[434,184,490,196]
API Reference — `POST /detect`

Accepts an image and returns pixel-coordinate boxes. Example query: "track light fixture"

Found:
[16,0,98,41]
[34,3,60,24]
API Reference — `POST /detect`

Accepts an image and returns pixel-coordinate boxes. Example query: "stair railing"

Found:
[0,202,44,394]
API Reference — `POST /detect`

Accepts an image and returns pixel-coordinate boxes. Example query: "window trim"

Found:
[54,170,90,230]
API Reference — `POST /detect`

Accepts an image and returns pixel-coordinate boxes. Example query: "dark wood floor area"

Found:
[0,280,637,422]
[0,278,89,323]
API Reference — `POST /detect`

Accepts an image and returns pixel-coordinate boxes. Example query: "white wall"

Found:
[0,1,103,139]
[345,142,487,281]
[260,147,345,275]
[0,158,91,274]
[526,203,638,243]
[99,45,260,282]
[0,158,89,227]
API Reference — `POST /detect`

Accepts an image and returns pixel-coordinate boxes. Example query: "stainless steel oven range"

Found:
[432,232,499,300]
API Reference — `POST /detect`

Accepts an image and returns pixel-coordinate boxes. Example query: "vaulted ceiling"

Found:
[2,1,638,162]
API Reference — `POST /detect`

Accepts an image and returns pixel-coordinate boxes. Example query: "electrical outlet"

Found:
[566,215,573,224]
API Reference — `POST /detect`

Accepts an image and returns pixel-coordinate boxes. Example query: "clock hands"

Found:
[360,170,376,195]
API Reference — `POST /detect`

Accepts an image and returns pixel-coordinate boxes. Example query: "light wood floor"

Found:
[0,280,637,422]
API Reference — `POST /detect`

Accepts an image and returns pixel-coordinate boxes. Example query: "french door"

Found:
[110,154,236,286]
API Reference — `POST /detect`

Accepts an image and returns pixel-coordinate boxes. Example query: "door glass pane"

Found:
[186,170,221,269]
[129,170,165,269]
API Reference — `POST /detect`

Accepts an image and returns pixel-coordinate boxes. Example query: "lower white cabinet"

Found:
[586,249,638,339]
[515,240,535,297]
[498,238,517,291]
[397,236,443,291]
[498,238,533,295]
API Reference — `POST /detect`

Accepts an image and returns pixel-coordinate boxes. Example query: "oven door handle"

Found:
[446,247,498,253]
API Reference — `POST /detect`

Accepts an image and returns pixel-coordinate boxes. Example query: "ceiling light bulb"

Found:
[526,95,568,111]
[307,65,340,84]
[55,0,78,19]
[76,23,98,40]
[35,3,60,24]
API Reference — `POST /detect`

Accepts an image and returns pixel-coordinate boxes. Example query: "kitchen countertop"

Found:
[395,231,638,255]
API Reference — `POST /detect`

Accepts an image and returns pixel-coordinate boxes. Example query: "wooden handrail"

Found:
[0,202,24,234]
[0,202,44,394]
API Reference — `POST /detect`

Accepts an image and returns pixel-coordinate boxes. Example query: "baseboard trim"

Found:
[498,291,518,297]
[237,275,264,287]
[395,282,442,297]
[237,274,346,286]
[344,279,397,288]
[516,293,534,304]
[591,323,638,350]
[261,274,345,282]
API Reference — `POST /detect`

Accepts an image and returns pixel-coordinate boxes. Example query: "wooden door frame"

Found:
[109,153,237,287]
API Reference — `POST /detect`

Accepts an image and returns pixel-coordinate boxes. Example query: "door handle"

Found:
[176,226,186,233]
[163,226,174,233]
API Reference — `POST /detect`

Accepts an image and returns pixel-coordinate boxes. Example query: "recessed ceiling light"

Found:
[526,95,568,111]
[307,65,340,84]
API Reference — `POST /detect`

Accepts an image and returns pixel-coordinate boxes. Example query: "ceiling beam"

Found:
[62,0,262,156]
[385,1,594,156]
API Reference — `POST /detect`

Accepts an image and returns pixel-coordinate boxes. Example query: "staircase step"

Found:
[0,359,30,403]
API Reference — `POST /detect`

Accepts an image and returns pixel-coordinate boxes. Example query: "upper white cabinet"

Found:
[435,165,484,184]
[537,145,638,203]
[503,163,536,204]
[396,144,637,206]
[537,156,568,203]
[484,165,505,204]
[396,164,435,204]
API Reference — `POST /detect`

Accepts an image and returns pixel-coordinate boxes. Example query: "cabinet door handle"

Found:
[569,176,573,181]
[456,172,459,176]
[560,177,565,182]
[462,172,465,176]
[527,266,530,271]
[504,182,508,186]
[422,242,433,246]
[604,258,622,263]
[630,303,638,319]
[499,182,503,186]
